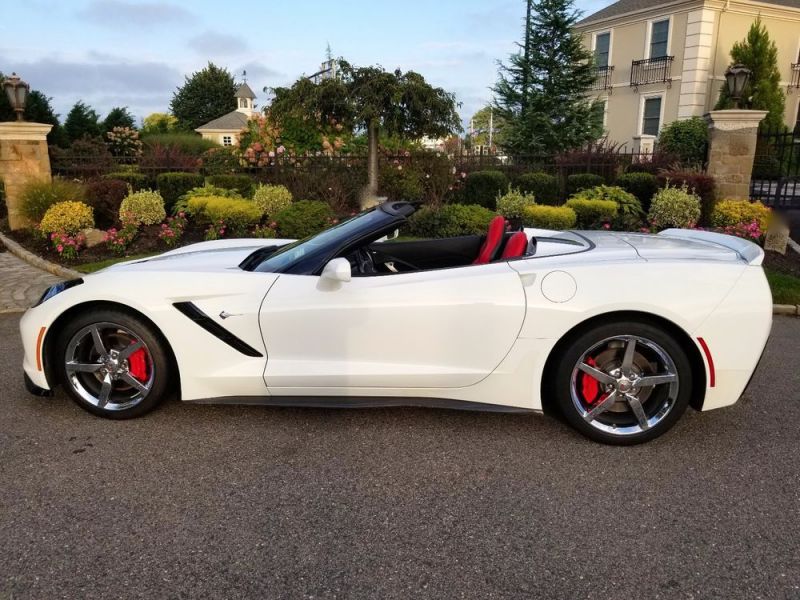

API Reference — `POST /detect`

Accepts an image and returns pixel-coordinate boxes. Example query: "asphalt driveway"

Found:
[1,313,798,599]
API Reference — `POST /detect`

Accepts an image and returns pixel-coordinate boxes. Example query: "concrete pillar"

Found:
[704,110,767,201]
[0,122,54,230]
[633,134,656,155]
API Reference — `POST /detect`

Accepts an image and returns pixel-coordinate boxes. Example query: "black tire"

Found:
[55,308,172,419]
[551,320,692,445]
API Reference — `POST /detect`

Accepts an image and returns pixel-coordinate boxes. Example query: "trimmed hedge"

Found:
[119,190,166,225]
[565,198,617,229]
[460,170,508,209]
[274,200,335,239]
[615,172,658,212]
[566,173,604,196]
[104,171,150,192]
[156,172,205,211]
[516,172,560,205]
[648,185,701,229]
[407,204,497,238]
[206,174,254,198]
[201,197,263,236]
[522,205,577,230]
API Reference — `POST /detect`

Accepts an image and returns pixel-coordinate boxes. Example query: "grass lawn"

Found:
[76,253,159,274]
[766,269,800,305]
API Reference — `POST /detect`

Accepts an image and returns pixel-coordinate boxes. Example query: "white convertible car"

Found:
[20,201,772,444]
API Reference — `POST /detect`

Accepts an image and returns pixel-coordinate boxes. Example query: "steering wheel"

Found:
[353,247,377,275]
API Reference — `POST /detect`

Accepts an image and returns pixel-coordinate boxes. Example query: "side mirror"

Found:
[321,257,352,283]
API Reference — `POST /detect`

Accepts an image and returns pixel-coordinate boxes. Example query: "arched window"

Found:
[239,98,248,109]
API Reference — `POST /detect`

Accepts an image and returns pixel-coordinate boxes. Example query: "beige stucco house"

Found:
[195,83,256,146]
[576,0,800,150]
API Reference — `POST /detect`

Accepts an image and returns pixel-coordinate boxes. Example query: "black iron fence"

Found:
[791,63,800,90]
[591,66,614,91]
[751,127,800,208]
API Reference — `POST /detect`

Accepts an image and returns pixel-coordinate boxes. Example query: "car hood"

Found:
[101,238,295,273]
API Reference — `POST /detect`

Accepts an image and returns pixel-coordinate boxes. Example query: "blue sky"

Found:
[1,0,613,127]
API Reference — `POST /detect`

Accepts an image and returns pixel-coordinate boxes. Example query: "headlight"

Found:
[33,279,83,307]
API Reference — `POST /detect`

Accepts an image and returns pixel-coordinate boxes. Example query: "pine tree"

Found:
[715,18,785,130]
[170,62,237,132]
[103,106,136,132]
[64,101,101,142]
[493,0,603,155]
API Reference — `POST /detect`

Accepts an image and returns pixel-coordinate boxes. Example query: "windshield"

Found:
[252,208,396,274]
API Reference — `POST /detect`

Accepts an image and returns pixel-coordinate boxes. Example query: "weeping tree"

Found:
[270,61,461,207]
[493,0,603,155]
[715,18,785,130]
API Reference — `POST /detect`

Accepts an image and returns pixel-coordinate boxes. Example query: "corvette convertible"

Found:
[20,201,772,444]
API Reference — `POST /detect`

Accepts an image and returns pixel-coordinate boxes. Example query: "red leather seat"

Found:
[473,216,507,265]
[501,232,528,259]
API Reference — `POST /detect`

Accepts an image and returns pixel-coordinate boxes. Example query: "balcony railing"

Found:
[791,63,800,89]
[630,56,674,89]
[591,65,614,91]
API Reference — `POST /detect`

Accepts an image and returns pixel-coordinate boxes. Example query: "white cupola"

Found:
[234,82,256,116]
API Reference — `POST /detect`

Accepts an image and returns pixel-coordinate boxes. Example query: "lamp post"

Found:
[3,73,30,121]
[724,64,751,109]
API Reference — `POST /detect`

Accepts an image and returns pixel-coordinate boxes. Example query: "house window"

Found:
[642,97,662,136]
[595,32,611,68]
[239,98,248,109]
[222,136,233,146]
[649,20,669,58]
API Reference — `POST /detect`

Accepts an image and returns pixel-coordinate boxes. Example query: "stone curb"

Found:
[0,231,83,279]
[788,237,800,255]
[773,304,799,316]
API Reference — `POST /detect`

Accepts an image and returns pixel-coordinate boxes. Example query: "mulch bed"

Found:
[763,248,800,278]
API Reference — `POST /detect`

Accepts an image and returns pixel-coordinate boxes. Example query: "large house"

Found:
[575,0,800,150]
[195,83,257,146]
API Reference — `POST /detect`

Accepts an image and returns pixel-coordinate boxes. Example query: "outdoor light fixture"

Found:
[724,64,751,109]
[3,73,30,121]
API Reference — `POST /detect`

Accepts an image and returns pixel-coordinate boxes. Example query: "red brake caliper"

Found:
[128,344,148,381]
[580,357,609,405]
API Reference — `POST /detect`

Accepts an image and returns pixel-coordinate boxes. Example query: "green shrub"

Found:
[460,170,508,209]
[206,174,254,197]
[274,200,335,239]
[516,172,560,205]
[648,184,702,229]
[522,205,577,230]
[156,172,205,211]
[141,133,219,157]
[565,198,618,229]
[711,199,772,230]
[198,197,263,236]
[253,184,293,218]
[103,171,150,191]
[615,172,659,212]
[657,171,715,225]
[572,185,643,230]
[496,188,536,219]
[85,178,128,229]
[566,173,604,196]
[120,190,167,225]
[20,178,86,223]
[200,147,241,175]
[175,185,242,216]
[657,117,708,167]
[407,204,496,238]
[39,201,94,235]
[379,164,424,202]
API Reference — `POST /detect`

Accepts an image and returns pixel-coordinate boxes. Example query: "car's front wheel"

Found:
[55,309,172,419]
[552,321,693,445]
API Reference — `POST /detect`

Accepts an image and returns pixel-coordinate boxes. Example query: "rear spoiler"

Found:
[658,229,765,265]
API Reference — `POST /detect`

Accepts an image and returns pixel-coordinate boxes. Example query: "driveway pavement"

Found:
[1,313,798,599]
[0,245,62,313]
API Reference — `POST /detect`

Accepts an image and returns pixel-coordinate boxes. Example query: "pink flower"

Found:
[57,244,64,253]
[602,223,611,230]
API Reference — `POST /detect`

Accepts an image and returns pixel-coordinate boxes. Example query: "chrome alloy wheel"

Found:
[64,322,155,411]
[570,335,679,436]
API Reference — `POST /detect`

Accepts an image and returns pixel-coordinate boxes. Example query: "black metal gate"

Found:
[750,127,800,208]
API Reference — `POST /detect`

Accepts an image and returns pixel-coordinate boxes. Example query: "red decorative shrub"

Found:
[85,178,129,228]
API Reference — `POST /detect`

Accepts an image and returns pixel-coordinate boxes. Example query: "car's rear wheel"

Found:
[55,309,171,419]
[552,321,692,445]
